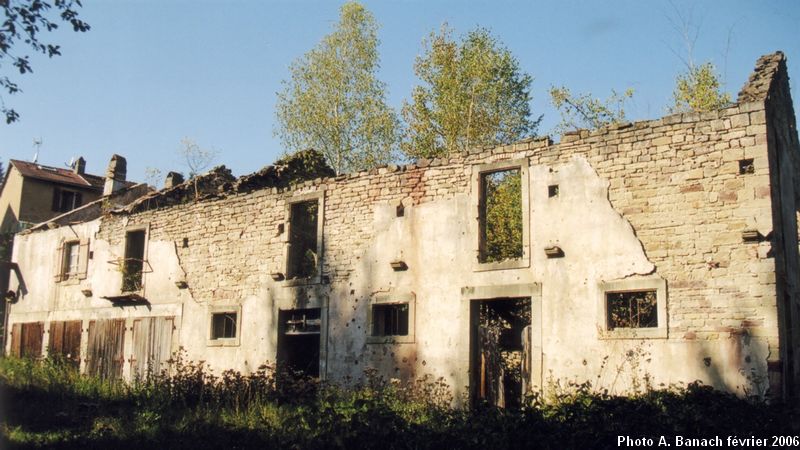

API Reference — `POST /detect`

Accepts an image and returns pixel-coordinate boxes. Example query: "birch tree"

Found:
[402,26,539,159]
[274,2,398,174]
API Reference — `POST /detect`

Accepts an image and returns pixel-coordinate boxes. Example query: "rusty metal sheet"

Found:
[86,319,125,379]
[130,316,174,380]
[48,320,82,367]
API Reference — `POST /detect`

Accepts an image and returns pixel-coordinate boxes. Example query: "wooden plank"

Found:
[10,323,21,357]
[48,320,82,367]
[86,319,125,379]
[20,322,43,358]
[131,317,174,380]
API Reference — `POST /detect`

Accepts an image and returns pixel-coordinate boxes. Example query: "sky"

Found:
[2,0,799,185]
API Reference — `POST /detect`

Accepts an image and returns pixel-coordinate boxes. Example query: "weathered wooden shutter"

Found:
[78,238,90,279]
[131,316,174,380]
[20,322,44,358]
[86,319,126,379]
[53,241,64,282]
[10,323,22,357]
[48,320,82,368]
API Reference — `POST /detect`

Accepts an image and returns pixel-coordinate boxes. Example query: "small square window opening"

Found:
[211,312,237,340]
[739,159,755,175]
[606,290,658,329]
[372,304,409,337]
[548,185,559,198]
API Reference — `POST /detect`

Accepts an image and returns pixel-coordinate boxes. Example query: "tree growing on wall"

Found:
[402,26,539,159]
[669,62,730,113]
[274,2,399,175]
[665,1,731,113]
[549,86,634,134]
[179,137,217,179]
[1,0,90,124]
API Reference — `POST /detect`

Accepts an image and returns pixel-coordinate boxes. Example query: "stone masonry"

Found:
[5,52,800,403]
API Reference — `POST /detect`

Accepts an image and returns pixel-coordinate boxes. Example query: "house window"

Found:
[211,312,237,340]
[56,239,88,282]
[606,290,658,329]
[208,305,242,346]
[472,160,529,271]
[598,276,667,339]
[367,293,415,344]
[52,188,82,213]
[284,193,324,286]
[62,241,80,278]
[122,229,146,292]
[372,304,409,336]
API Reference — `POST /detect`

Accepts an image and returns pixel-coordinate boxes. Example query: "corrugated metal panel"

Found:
[48,320,82,367]
[130,316,174,380]
[86,319,125,379]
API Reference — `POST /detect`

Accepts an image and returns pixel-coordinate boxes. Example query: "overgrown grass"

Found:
[1,355,798,449]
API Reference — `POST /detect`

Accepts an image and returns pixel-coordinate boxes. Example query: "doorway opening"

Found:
[470,297,531,408]
[277,308,321,377]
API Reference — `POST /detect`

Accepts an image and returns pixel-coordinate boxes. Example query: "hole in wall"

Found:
[739,159,755,175]
[548,185,559,198]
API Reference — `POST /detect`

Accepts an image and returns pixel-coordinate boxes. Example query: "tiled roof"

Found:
[9,159,133,190]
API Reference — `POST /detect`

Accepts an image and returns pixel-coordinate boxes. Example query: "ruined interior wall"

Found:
[762,54,800,398]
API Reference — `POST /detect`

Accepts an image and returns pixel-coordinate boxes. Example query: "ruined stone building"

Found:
[4,52,800,405]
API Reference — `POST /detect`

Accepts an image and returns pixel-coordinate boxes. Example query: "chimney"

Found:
[72,156,86,175]
[103,154,127,196]
[164,171,184,189]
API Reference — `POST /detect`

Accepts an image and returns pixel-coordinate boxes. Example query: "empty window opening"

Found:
[479,169,523,263]
[122,230,146,292]
[548,185,559,198]
[606,290,658,329]
[471,297,531,409]
[372,303,409,336]
[211,312,237,340]
[287,201,319,279]
[62,241,80,278]
[52,188,82,213]
[278,308,321,377]
[396,203,405,217]
[739,159,755,175]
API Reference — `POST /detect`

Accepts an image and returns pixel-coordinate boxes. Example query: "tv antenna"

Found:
[32,138,42,163]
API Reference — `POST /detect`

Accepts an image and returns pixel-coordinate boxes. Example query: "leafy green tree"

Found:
[275,2,398,175]
[402,26,539,159]
[549,86,634,134]
[1,0,90,124]
[669,62,731,113]
[482,169,522,263]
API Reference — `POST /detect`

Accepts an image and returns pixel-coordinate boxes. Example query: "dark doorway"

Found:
[470,297,531,408]
[277,308,321,377]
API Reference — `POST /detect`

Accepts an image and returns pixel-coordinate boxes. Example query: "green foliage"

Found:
[275,2,399,175]
[402,26,539,159]
[1,0,90,124]
[482,169,522,263]
[2,355,799,448]
[670,62,731,113]
[549,86,634,134]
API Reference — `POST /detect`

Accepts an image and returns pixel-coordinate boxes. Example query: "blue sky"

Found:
[2,0,799,184]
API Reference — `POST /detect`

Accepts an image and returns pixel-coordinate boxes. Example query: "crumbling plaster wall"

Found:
[7,53,795,399]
